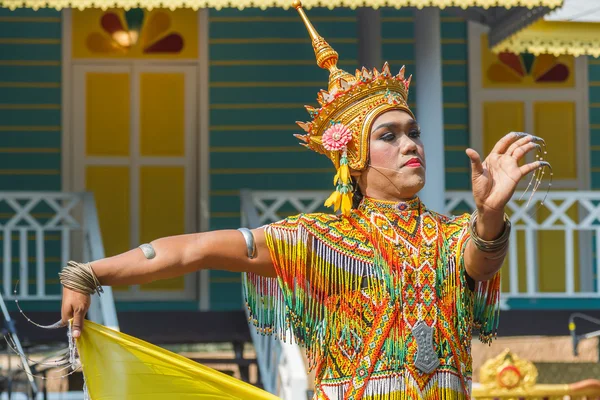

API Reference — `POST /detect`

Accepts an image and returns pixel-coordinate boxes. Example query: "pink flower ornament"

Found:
[322,123,352,151]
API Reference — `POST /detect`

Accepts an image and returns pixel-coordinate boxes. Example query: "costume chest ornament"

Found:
[413,321,441,374]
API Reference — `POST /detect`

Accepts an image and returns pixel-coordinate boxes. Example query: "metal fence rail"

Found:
[0,191,118,330]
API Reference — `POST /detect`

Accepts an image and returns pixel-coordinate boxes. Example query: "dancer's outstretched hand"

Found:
[466,132,548,214]
[61,287,90,338]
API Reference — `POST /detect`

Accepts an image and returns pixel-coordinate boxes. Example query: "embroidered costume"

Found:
[245,197,500,399]
[243,3,501,399]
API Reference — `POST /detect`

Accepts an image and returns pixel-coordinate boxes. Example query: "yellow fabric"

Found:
[493,20,600,58]
[0,0,563,11]
[76,320,279,400]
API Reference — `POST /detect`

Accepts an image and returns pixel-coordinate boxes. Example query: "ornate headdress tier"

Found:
[292,0,415,215]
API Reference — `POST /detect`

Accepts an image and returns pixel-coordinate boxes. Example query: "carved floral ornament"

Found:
[86,9,184,54]
[0,0,562,11]
[474,349,600,399]
[479,349,539,391]
[493,20,600,58]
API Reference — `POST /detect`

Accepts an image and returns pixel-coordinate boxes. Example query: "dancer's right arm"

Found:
[62,228,275,335]
[92,228,275,285]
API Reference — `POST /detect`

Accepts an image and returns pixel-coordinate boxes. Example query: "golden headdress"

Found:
[292,0,415,216]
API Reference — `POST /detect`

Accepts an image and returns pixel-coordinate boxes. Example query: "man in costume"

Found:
[58,2,549,398]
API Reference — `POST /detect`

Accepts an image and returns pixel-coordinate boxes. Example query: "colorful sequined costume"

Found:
[244,196,500,399]
[243,3,501,399]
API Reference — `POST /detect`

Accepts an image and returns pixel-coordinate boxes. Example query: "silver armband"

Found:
[139,243,156,259]
[237,228,257,259]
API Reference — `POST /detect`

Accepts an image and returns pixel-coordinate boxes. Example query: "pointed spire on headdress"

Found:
[292,0,356,93]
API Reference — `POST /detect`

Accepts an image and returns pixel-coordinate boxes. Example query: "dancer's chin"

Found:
[383,178,425,199]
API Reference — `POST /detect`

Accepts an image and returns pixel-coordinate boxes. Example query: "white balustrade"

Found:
[0,192,118,330]
[445,191,600,298]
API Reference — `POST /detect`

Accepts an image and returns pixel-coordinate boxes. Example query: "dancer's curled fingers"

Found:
[512,142,541,161]
[506,134,537,156]
[520,160,551,177]
[490,131,523,155]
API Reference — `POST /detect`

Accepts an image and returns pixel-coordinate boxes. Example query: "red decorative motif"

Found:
[488,52,570,84]
[86,10,184,55]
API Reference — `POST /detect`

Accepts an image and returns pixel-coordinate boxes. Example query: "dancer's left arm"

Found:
[464,132,548,281]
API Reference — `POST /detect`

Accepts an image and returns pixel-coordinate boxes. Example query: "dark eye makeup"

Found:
[380,132,396,141]
[377,128,421,142]
[408,129,421,139]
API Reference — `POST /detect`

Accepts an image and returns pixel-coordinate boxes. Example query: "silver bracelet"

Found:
[237,228,256,259]
[469,210,511,253]
[139,243,156,259]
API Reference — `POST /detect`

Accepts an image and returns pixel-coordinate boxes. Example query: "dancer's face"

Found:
[356,110,426,201]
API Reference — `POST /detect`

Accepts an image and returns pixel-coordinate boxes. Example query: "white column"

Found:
[414,8,446,214]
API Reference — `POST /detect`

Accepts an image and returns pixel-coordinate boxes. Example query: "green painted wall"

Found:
[0,8,63,302]
[0,8,62,190]
[440,14,470,191]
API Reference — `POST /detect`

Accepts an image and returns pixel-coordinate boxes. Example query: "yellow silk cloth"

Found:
[76,320,279,400]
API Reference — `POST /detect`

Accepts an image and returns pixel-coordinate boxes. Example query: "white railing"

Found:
[240,189,309,400]
[0,192,119,330]
[445,191,599,298]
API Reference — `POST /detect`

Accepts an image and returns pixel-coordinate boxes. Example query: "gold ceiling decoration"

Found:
[0,0,563,11]
[493,19,600,58]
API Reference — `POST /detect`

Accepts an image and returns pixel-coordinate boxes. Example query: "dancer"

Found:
[57,2,550,398]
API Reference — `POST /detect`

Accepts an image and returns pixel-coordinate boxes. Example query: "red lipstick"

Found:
[404,157,422,168]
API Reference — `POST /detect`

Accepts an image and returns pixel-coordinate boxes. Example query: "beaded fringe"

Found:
[244,222,376,370]
[320,372,471,400]
[454,222,501,345]
[243,212,501,387]
[473,272,501,344]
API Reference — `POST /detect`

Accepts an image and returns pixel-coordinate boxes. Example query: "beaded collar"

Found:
[358,195,422,216]
[357,196,424,244]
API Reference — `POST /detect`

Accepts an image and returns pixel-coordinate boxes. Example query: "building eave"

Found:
[0,0,563,11]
